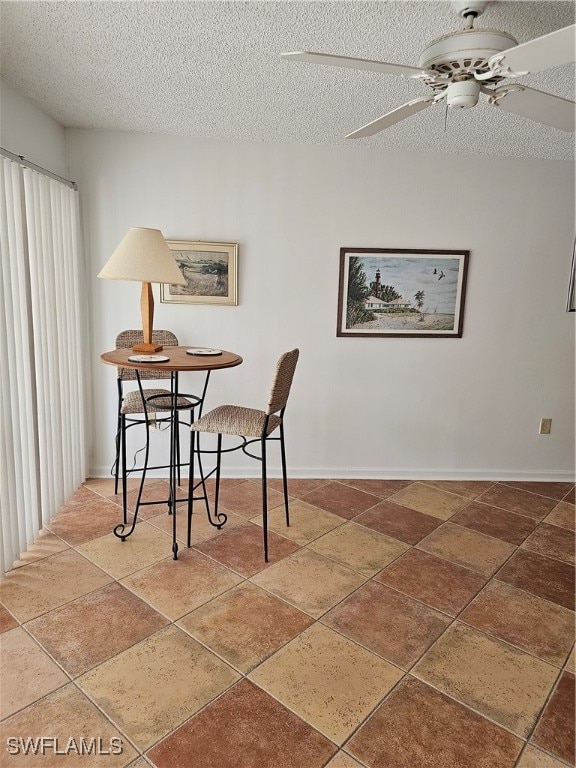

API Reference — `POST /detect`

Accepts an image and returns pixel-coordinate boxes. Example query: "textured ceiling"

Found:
[1,1,574,160]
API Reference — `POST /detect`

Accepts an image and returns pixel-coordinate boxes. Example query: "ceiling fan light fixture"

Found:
[281,7,575,138]
[447,79,481,108]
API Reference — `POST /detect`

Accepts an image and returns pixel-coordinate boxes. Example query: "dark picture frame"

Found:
[337,248,469,338]
[567,237,575,312]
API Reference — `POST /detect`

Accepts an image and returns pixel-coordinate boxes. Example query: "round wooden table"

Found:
[101,346,243,559]
[100,346,243,373]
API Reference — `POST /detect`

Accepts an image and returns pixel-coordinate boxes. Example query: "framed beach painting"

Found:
[337,248,469,338]
[160,241,238,305]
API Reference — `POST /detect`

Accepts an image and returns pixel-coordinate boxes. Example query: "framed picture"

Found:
[337,248,469,338]
[160,241,238,305]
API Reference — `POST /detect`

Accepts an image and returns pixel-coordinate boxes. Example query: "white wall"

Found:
[66,129,575,480]
[0,79,68,178]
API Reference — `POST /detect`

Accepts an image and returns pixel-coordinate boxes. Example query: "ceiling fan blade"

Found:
[346,97,436,139]
[487,85,575,132]
[488,24,576,76]
[281,51,428,78]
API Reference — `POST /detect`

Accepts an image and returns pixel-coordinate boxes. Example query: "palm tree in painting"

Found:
[414,290,425,321]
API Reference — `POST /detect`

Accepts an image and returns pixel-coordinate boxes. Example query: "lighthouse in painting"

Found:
[370,268,382,299]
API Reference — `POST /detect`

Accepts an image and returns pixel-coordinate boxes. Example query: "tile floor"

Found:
[0,477,574,767]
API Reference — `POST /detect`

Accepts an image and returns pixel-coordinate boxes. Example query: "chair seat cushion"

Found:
[192,405,281,438]
[121,389,193,415]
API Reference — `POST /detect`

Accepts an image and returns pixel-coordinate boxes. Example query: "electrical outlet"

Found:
[539,418,552,435]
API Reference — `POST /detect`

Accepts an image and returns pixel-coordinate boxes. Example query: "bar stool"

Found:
[187,349,299,561]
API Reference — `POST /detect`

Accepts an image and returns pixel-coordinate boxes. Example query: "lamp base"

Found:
[132,342,163,353]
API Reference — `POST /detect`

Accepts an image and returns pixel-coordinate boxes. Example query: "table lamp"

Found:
[98,227,186,353]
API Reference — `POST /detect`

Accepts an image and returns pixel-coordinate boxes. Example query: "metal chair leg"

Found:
[187,430,195,548]
[120,414,128,526]
[214,434,222,521]
[114,380,123,495]
[261,436,269,562]
[176,416,182,486]
[279,421,290,527]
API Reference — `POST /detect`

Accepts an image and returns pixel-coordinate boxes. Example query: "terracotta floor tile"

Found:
[59,484,100,510]
[545,501,576,531]
[0,684,138,767]
[502,482,575,501]
[83,476,141,497]
[251,498,344,545]
[0,627,69,719]
[10,530,69,568]
[451,501,538,545]
[75,522,174,579]
[174,477,247,508]
[389,482,469,520]
[47,497,126,545]
[497,550,575,610]
[307,522,408,576]
[214,480,285,518]
[460,580,575,667]
[252,549,366,618]
[26,582,169,676]
[375,548,487,616]
[300,481,380,520]
[0,550,112,622]
[147,679,337,768]
[185,476,247,492]
[126,759,151,768]
[325,753,364,768]
[266,477,331,497]
[421,480,496,498]
[413,622,559,737]
[477,485,557,521]
[109,480,175,520]
[564,487,576,504]
[147,506,245,545]
[249,623,402,744]
[339,479,412,498]
[194,522,299,577]
[347,676,523,768]
[417,522,516,576]
[0,604,18,633]
[77,625,240,750]
[178,581,313,672]
[355,499,442,544]
[322,580,450,669]
[521,523,575,565]
[6,476,572,768]
[531,672,575,765]
[517,745,570,767]
[121,547,242,620]
[106,478,186,522]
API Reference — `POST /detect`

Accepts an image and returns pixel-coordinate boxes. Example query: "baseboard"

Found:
[88,465,576,482]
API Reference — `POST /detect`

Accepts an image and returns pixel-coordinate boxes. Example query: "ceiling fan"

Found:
[281,1,576,137]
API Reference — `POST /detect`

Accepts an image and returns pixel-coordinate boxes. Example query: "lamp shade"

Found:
[98,227,186,285]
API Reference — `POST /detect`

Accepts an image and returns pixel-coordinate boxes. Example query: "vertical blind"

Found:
[0,157,87,575]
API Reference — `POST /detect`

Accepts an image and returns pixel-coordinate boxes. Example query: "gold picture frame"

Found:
[160,240,238,305]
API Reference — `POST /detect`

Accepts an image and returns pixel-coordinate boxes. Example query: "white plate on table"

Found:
[186,348,222,356]
[128,355,170,363]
